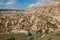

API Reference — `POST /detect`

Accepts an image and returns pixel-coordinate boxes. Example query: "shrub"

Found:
[47,37,52,40]
[7,37,15,40]
[46,21,57,28]
[56,32,60,36]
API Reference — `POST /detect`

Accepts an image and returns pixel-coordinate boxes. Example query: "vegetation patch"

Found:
[38,32,60,40]
[46,21,57,28]
[56,32,60,36]
[7,37,15,40]
[0,33,27,40]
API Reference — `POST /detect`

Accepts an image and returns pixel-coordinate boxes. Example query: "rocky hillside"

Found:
[0,0,60,34]
[24,0,60,32]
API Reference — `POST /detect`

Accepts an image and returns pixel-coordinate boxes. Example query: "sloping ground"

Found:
[25,0,60,22]
[24,0,60,31]
[37,32,60,40]
[0,0,60,40]
[0,33,27,40]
